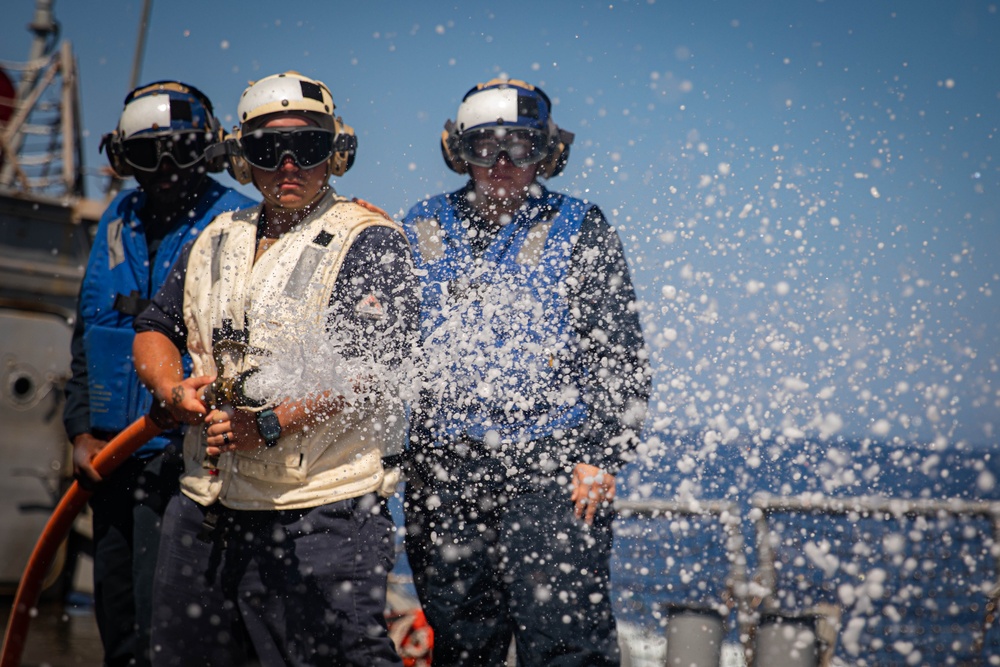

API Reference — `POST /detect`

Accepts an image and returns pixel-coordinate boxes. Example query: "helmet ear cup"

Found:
[202,115,227,173]
[540,144,569,179]
[228,152,253,184]
[224,132,253,185]
[440,121,467,175]
[539,127,574,179]
[329,118,356,177]
[101,131,133,178]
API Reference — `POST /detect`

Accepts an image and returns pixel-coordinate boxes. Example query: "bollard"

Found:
[753,614,819,667]
[664,607,725,667]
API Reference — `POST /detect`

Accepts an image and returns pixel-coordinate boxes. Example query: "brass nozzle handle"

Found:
[202,368,266,410]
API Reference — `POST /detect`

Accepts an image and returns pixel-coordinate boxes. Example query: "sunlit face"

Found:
[250,114,328,211]
[469,153,539,204]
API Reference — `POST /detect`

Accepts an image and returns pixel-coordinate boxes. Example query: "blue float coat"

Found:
[64,178,255,455]
[405,188,592,444]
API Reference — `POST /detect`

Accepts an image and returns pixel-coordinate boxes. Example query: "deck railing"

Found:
[614,494,1000,666]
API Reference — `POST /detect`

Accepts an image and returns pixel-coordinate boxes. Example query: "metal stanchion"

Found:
[753,614,819,667]
[664,606,725,667]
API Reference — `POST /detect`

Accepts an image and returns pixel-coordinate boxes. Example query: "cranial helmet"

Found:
[101,80,225,177]
[212,71,357,184]
[441,78,574,179]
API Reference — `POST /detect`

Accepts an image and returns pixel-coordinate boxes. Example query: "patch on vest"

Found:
[313,230,334,247]
[355,292,385,319]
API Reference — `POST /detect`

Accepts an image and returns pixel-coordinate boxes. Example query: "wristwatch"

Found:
[255,409,281,448]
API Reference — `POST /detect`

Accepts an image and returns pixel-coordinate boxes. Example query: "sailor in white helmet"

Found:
[401,78,650,666]
[64,80,254,667]
[133,71,418,666]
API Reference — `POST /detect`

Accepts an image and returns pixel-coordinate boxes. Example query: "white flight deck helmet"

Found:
[211,71,357,184]
[100,80,224,177]
[441,78,574,179]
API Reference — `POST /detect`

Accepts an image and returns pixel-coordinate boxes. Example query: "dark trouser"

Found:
[404,457,620,667]
[150,492,402,667]
[89,445,182,667]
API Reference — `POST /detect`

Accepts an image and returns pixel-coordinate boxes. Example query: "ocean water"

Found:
[612,433,1000,666]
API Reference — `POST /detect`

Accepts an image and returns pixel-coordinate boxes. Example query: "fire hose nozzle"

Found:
[202,368,267,410]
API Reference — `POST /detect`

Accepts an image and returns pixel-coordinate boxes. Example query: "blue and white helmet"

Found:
[117,81,219,139]
[441,78,574,179]
[102,80,224,176]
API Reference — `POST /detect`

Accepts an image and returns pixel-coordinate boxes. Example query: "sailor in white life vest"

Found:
[133,70,419,667]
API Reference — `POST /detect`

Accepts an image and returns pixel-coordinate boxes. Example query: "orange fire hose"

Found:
[0,414,165,667]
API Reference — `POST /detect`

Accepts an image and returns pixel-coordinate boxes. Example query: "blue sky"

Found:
[3,0,998,446]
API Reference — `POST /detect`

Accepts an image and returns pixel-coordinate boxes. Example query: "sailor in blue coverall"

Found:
[402,78,651,667]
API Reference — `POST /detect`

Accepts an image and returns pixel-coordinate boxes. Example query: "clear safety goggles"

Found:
[122,132,208,172]
[457,128,550,168]
[240,128,335,171]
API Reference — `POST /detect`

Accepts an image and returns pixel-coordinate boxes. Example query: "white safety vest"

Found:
[179,191,407,510]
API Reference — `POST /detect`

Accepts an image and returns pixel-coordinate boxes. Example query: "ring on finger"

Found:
[222,432,231,445]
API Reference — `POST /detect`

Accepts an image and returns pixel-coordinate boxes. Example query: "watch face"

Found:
[257,410,281,443]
